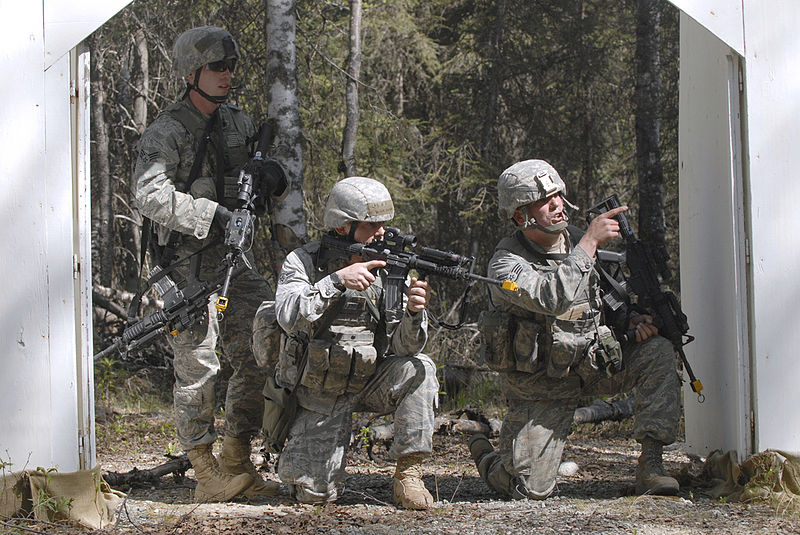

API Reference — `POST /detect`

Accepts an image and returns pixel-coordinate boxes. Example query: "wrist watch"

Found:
[329,272,346,292]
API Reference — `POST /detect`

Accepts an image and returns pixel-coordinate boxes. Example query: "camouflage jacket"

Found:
[485,230,616,391]
[133,96,256,245]
[275,242,428,413]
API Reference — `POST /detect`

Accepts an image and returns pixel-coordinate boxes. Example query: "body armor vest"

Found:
[481,232,614,378]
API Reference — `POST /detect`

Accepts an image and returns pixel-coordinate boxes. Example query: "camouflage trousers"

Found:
[277,353,438,503]
[484,335,681,499]
[168,245,274,450]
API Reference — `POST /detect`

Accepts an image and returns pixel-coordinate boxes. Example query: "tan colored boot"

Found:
[393,453,434,510]
[219,435,281,497]
[188,443,253,503]
[635,438,679,496]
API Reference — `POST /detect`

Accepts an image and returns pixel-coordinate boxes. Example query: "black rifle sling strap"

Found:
[291,295,349,393]
[213,109,227,204]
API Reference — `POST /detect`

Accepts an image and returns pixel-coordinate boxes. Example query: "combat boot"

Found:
[393,453,434,510]
[188,443,253,503]
[219,435,281,497]
[635,438,679,496]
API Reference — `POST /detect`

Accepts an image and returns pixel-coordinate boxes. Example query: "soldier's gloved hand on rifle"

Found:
[214,204,232,229]
[243,159,288,215]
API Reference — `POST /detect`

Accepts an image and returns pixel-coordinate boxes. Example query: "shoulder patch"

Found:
[509,263,524,281]
[138,148,161,163]
[277,270,293,286]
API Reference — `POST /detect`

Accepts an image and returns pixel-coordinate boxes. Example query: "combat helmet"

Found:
[323,177,395,231]
[497,159,578,233]
[173,26,240,104]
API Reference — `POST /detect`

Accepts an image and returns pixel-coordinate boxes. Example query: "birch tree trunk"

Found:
[341,0,363,177]
[132,28,149,136]
[266,0,307,249]
[118,27,149,291]
[635,0,666,252]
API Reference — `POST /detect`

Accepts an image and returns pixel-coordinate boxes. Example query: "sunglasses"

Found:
[206,58,237,73]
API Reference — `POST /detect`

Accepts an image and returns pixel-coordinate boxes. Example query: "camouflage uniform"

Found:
[273,242,438,503]
[475,159,681,499]
[134,95,273,450]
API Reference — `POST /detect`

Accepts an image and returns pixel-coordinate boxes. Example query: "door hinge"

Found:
[73,254,80,279]
[744,237,751,265]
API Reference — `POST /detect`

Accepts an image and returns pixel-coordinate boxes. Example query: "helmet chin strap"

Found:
[522,211,570,234]
[186,66,229,105]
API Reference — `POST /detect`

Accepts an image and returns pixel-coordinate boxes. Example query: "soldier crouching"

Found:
[269,177,439,509]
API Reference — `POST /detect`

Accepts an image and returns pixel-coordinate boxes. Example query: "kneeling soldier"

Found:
[271,177,439,508]
[472,159,681,499]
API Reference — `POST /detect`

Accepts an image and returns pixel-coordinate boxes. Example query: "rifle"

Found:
[215,121,283,312]
[95,121,284,360]
[318,227,518,329]
[588,194,705,402]
[93,257,246,361]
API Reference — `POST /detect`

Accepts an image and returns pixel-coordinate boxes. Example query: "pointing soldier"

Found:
[470,159,681,499]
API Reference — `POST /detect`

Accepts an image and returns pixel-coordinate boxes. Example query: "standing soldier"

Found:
[133,26,288,502]
[271,177,439,509]
[471,159,682,499]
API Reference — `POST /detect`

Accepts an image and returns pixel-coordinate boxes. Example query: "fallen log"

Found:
[102,455,190,490]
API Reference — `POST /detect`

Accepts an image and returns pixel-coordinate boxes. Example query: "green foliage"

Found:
[96,356,117,404]
[92,0,680,407]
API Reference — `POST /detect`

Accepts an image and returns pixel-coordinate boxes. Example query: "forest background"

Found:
[89,0,679,398]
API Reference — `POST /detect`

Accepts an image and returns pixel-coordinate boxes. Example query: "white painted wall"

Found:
[678,0,800,456]
[679,15,750,457]
[669,0,744,56]
[740,0,800,453]
[0,0,130,473]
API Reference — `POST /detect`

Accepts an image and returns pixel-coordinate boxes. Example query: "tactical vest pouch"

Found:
[586,325,623,378]
[545,318,592,378]
[301,339,330,390]
[252,301,282,369]
[478,309,516,372]
[276,336,303,387]
[222,174,242,210]
[513,319,542,374]
[323,344,352,395]
[347,345,378,393]
[262,375,297,454]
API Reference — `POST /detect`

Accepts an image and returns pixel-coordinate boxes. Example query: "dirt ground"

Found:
[7,405,798,535]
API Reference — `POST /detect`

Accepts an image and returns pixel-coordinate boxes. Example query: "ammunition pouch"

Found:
[478,310,515,372]
[513,319,543,374]
[479,310,543,374]
[586,325,623,378]
[298,331,377,396]
[545,318,591,378]
[262,375,297,454]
